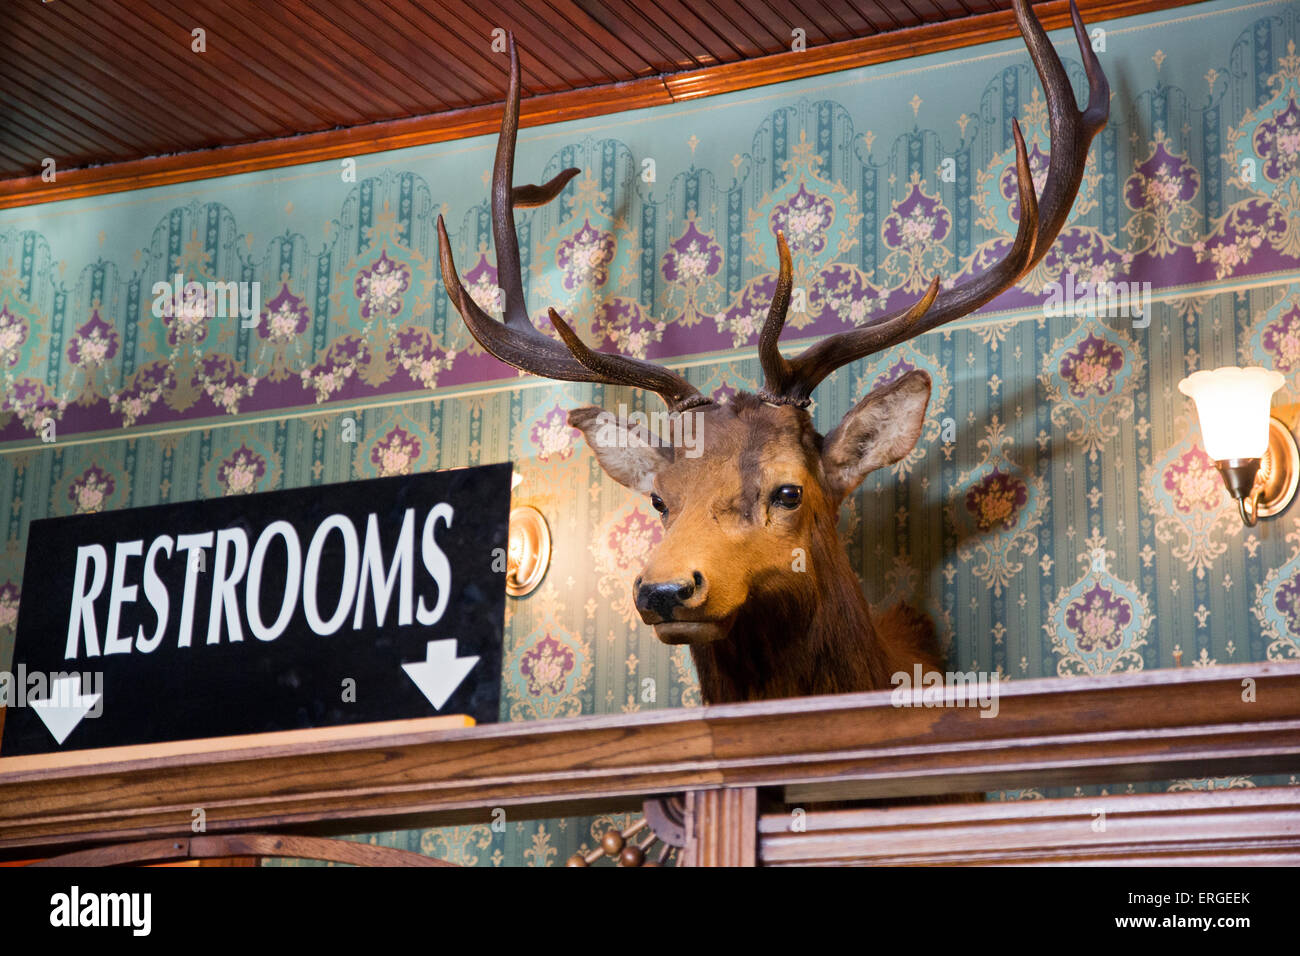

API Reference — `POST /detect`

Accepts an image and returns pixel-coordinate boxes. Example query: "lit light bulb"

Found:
[1178,366,1283,461]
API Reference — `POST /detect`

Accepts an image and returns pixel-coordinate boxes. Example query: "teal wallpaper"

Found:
[3,0,1300,864]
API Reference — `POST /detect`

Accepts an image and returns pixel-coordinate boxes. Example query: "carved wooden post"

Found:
[679,788,757,867]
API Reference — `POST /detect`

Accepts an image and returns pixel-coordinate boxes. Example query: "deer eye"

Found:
[771,485,802,509]
[650,493,668,516]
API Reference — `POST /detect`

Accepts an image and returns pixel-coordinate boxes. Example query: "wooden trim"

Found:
[759,786,1300,866]
[0,713,474,774]
[34,833,454,867]
[1,662,1298,857]
[0,0,1200,210]
[681,788,757,867]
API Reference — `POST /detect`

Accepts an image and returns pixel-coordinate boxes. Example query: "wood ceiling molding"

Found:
[0,0,1203,210]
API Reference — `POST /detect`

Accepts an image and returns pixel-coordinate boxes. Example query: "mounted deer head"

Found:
[439,0,1108,704]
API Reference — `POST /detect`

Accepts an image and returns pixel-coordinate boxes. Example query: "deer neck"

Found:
[688,518,891,704]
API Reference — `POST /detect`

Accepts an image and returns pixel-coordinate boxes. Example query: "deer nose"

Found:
[634,572,705,622]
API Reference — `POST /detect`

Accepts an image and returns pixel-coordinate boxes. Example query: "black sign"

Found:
[1,464,511,756]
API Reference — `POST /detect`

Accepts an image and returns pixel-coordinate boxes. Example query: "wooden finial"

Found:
[601,828,624,856]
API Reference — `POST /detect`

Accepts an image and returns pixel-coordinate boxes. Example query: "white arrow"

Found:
[29,675,102,745]
[401,639,479,711]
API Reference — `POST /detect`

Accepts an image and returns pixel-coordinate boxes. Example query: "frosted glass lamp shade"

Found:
[1178,367,1284,461]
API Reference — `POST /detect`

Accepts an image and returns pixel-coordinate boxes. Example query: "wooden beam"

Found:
[0,0,1201,209]
[34,833,453,867]
[1,662,1298,858]
[759,786,1300,865]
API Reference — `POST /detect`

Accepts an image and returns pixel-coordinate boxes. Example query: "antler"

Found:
[437,35,709,413]
[759,0,1109,407]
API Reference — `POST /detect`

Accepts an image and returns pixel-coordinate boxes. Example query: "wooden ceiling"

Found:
[1,0,1199,206]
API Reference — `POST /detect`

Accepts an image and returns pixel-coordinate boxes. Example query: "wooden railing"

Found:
[3,661,1300,865]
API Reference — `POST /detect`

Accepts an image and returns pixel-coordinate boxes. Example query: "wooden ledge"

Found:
[760,786,1300,865]
[1,661,1298,857]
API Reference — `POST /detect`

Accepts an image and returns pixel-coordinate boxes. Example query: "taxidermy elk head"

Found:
[439,0,1108,704]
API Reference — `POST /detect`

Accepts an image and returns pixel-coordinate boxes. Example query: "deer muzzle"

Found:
[635,571,704,623]
[634,572,736,645]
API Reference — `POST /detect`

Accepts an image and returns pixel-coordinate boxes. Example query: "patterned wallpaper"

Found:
[3,0,1300,864]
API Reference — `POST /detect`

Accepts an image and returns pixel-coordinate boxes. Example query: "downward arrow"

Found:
[401,639,479,711]
[29,675,102,745]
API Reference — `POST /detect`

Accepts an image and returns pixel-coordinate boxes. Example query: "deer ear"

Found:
[568,406,672,494]
[821,369,931,500]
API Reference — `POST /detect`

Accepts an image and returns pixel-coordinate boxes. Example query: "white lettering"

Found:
[65,545,108,660]
[103,540,143,655]
[246,521,301,641]
[303,515,359,635]
[417,504,454,626]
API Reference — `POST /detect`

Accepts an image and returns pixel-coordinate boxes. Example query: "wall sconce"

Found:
[506,506,550,597]
[1178,366,1299,526]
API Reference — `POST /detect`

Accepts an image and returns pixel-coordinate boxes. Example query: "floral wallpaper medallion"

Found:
[328,197,436,389]
[254,281,311,383]
[1142,430,1240,580]
[1045,530,1150,676]
[770,182,835,259]
[556,218,617,293]
[1122,130,1202,257]
[948,417,1046,597]
[661,215,723,328]
[371,428,421,477]
[203,434,281,498]
[66,306,120,404]
[67,464,116,515]
[729,128,871,337]
[881,172,953,294]
[1040,319,1143,461]
[354,248,411,322]
[55,457,131,516]
[524,403,581,464]
[216,445,267,496]
[504,589,592,721]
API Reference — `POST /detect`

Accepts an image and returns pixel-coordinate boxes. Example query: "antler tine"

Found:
[438,33,707,413]
[761,0,1105,406]
[1015,0,1109,269]
[759,121,1034,405]
[757,231,796,403]
[492,34,580,331]
[549,310,710,411]
[437,215,588,376]
[758,229,939,406]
